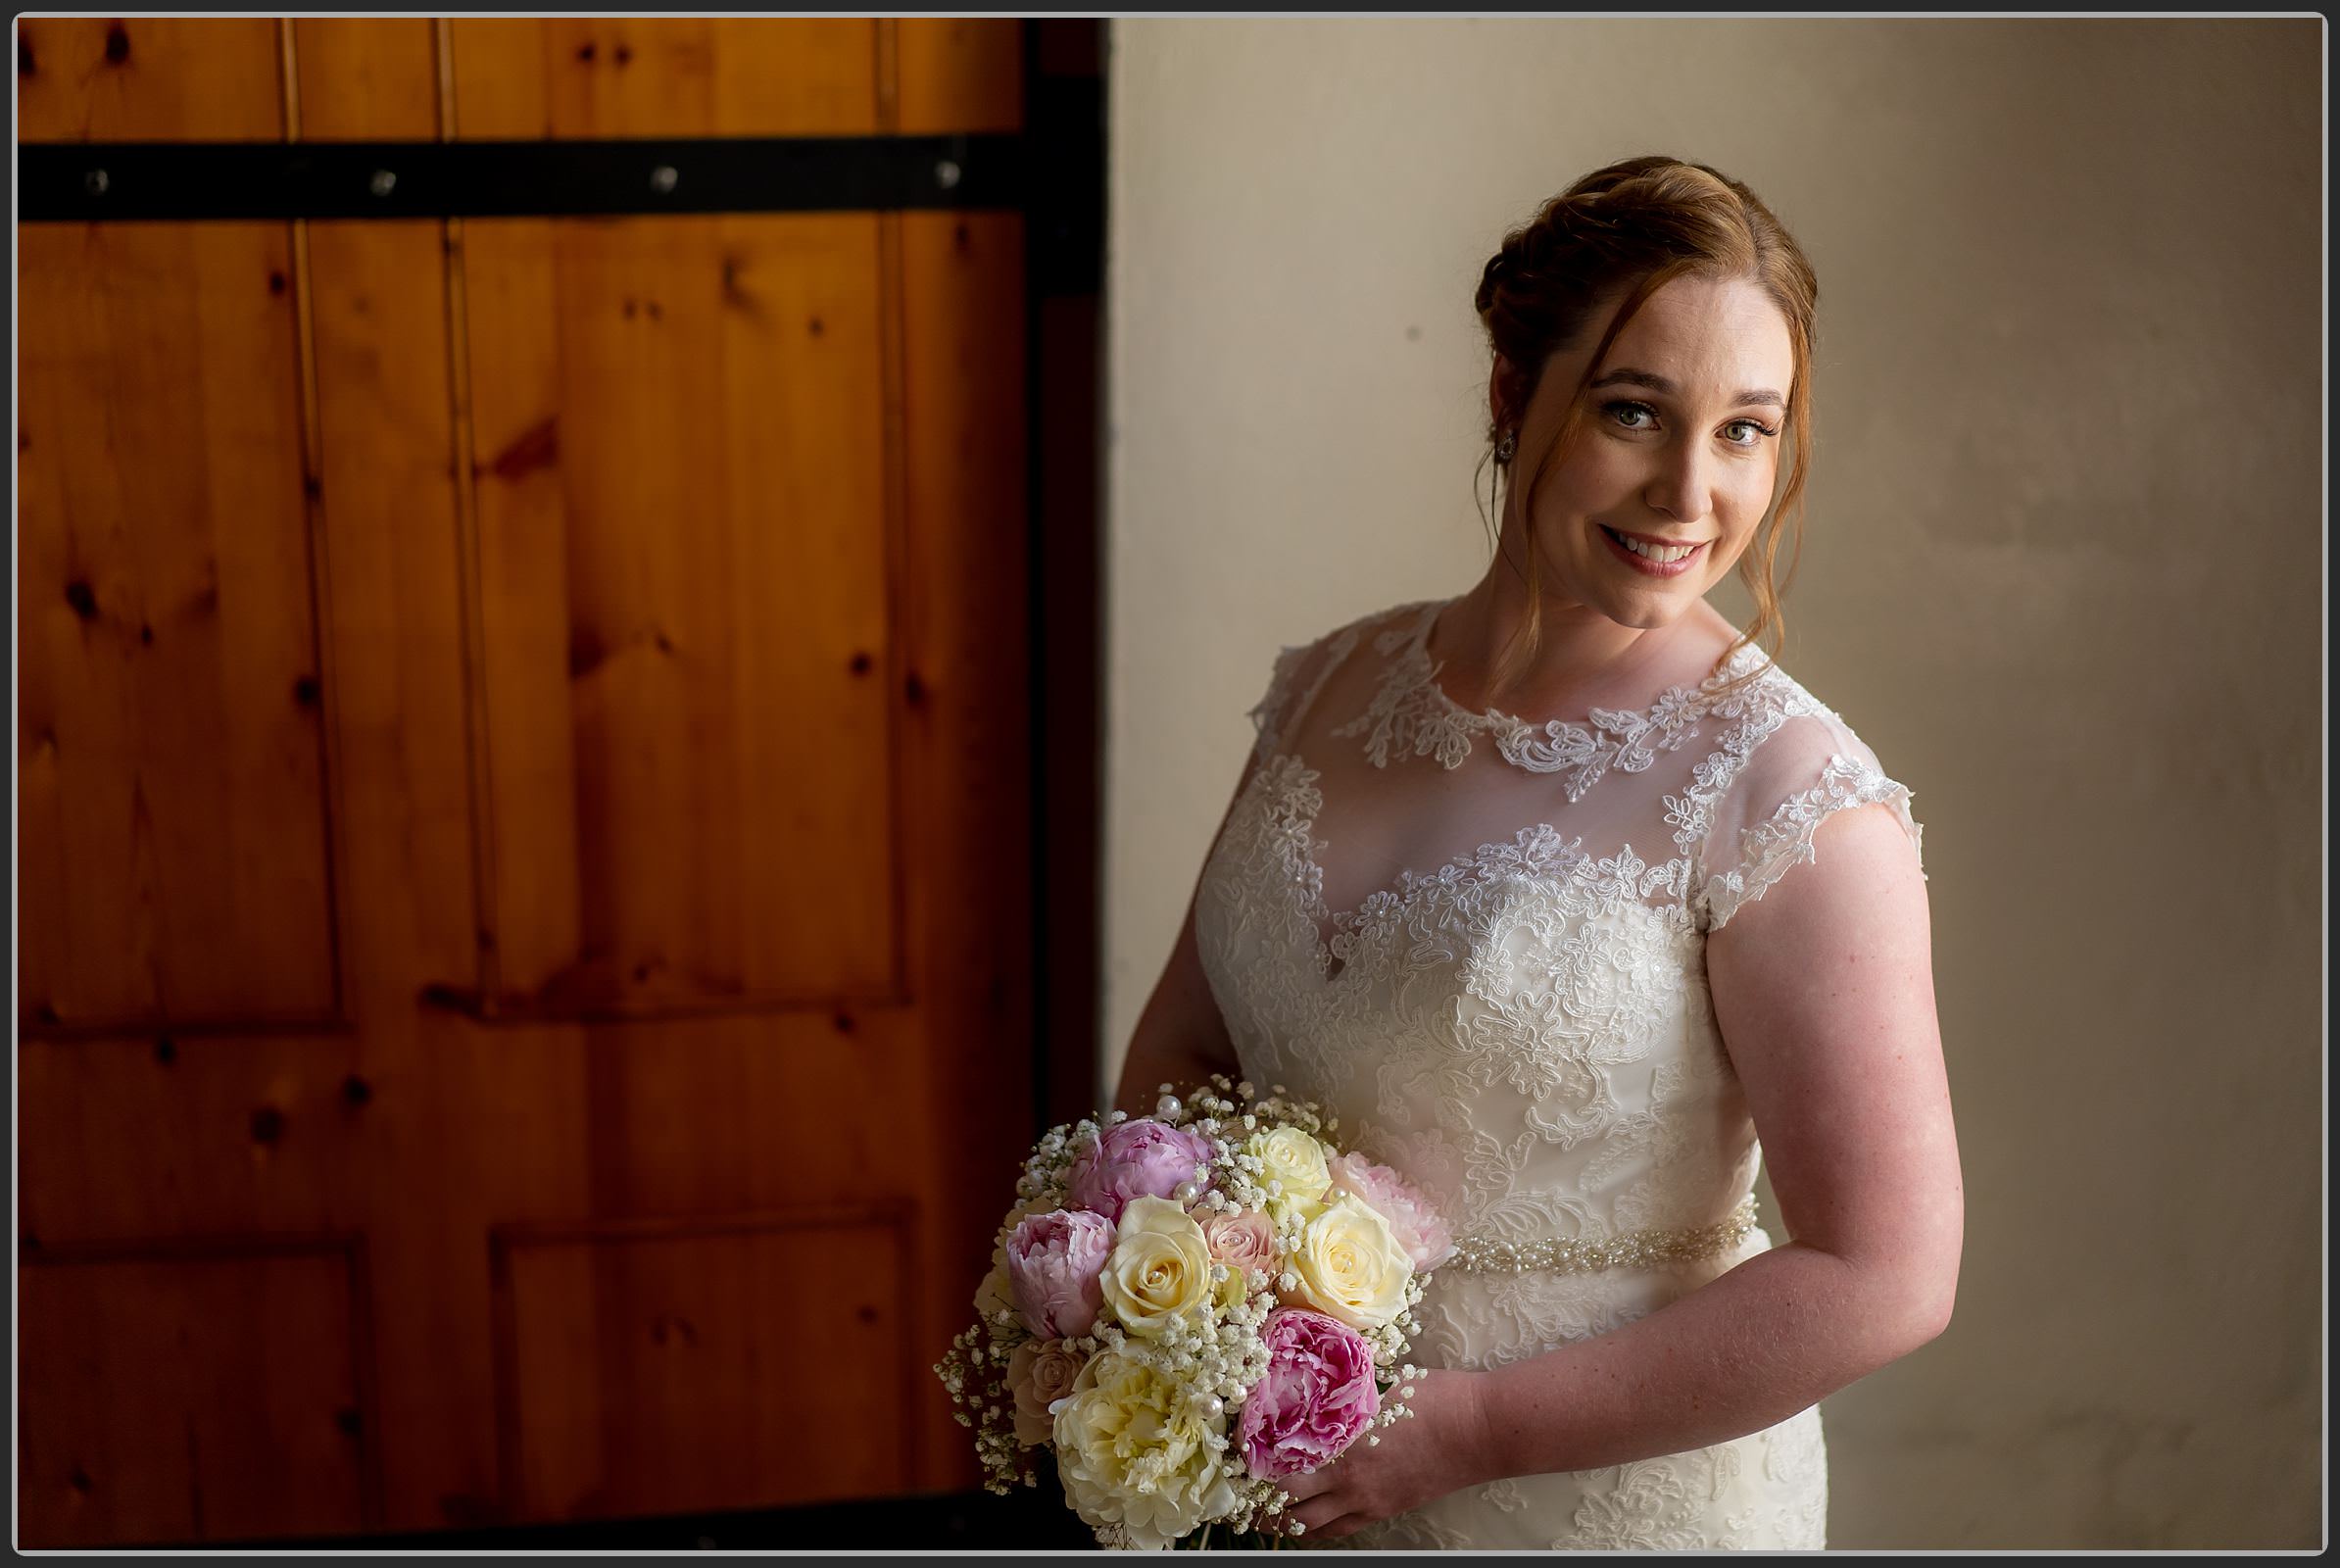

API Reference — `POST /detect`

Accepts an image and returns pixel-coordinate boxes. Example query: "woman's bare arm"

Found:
[1277,802,1961,1537]
[1108,751,1259,1117]
[1463,801,1961,1479]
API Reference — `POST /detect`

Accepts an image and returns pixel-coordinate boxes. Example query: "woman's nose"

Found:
[1641,438,1714,524]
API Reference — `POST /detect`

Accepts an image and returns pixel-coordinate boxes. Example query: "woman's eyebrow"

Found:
[1590,367,1785,410]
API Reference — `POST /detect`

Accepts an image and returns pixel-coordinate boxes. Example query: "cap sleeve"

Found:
[1243,615,1369,772]
[1692,708,1926,933]
[1245,640,1316,771]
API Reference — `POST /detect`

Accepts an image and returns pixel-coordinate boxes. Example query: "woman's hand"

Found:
[1269,1367,1493,1542]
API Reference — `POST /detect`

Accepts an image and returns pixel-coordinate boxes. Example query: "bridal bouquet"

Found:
[934,1075,1454,1549]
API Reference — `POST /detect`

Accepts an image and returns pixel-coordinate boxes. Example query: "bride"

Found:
[1110,155,1961,1549]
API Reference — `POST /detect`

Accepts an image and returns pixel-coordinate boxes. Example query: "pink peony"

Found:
[1004,1208,1115,1339]
[1325,1151,1454,1271]
[1237,1306,1382,1481]
[1065,1117,1216,1221]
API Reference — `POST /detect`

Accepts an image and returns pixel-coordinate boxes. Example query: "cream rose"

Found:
[1052,1348,1237,1549]
[1284,1193,1415,1331]
[974,1261,1016,1325]
[1246,1127,1334,1226]
[1006,1338,1087,1446]
[1099,1195,1215,1337]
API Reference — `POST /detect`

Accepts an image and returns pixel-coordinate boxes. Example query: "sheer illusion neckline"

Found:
[1327,597,1764,789]
[1407,596,1755,737]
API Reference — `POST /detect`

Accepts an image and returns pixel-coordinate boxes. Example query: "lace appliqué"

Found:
[1702,752,1927,931]
[1329,599,1759,800]
[1247,623,1362,771]
[1194,599,1920,1552]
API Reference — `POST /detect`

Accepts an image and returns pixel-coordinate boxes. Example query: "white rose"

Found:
[1285,1193,1415,1331]
[1245,1127,1333,1227]
[1052,1348,1237,1549]
[1100,1195,1216,1338]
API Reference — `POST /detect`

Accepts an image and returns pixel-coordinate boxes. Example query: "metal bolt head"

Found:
[84,169,110,196]
[649,165,678,194]
[934,159,962,190]
[368,169,397,198]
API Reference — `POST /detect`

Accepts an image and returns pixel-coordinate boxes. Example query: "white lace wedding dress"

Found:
[1192,595,1926,1550]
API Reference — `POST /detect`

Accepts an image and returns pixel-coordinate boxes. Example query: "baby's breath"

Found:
[935,1071,1445,1544]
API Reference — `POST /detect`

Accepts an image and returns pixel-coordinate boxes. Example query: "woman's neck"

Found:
[1432,569,1731,720]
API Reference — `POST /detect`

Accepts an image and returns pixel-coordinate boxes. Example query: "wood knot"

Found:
[268,270,287,296]
[155,1034,177,1065]
[575,42,596,62]
[855,1303,880,1325]
[19,31,35,76]
[334,1407,363,1437]
[249,1104,286,1146]
[849,651,872,675]
[104,24,128,64]
[341,1073,371,1106]
[903,671,927,707]
[64,580,97,620]
[833,1009,855,1033]
[486,416,559,482]
[293,675,321,707]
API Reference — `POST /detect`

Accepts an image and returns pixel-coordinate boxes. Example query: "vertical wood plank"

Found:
[290,20,440,140]
[18,221,338,1031]
[894,20,1023,134]
[895,203,1032,1490]
[15,18,284,141]
[448,19,879,139]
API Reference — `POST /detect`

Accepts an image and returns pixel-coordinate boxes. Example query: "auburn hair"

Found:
[1472,155,1819,705]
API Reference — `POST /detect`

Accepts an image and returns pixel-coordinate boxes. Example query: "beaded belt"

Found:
[1445,1198,1762,1277]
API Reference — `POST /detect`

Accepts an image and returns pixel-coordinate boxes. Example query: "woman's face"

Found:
[1498,273,1796,629]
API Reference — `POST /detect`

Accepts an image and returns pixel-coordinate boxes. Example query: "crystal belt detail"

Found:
[1445,1198,1762,1277]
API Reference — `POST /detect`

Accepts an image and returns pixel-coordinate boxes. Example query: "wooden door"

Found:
[17,18,1037,1545]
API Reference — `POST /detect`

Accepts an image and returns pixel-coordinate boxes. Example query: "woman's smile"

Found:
[1597,522,1709,577]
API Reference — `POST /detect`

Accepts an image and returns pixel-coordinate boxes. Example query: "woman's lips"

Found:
[1598,524,1708,578]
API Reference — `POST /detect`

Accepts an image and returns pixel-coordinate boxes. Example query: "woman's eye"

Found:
[1604,400,1778,447]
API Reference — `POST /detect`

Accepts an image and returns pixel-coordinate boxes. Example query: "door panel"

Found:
[17,17,1033,1544]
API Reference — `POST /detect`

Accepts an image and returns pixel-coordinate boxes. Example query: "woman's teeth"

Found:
[1606,528,1698,564]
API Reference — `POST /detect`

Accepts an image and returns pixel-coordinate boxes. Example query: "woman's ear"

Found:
[1488,354,1525,434]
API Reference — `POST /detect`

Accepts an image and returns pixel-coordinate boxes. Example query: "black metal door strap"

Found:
[19,134,1027,221]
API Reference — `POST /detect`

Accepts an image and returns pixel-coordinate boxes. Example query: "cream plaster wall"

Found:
[1101,17,2321,1551]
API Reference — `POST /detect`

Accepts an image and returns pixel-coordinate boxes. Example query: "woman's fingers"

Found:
[1290,1493,1349,1535]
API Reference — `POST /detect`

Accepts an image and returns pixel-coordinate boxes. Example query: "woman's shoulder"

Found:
[1689,643,1927,929]
[1278,595,1439,662]
[1254,596,1438,693]
[1244,597,1440,757]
